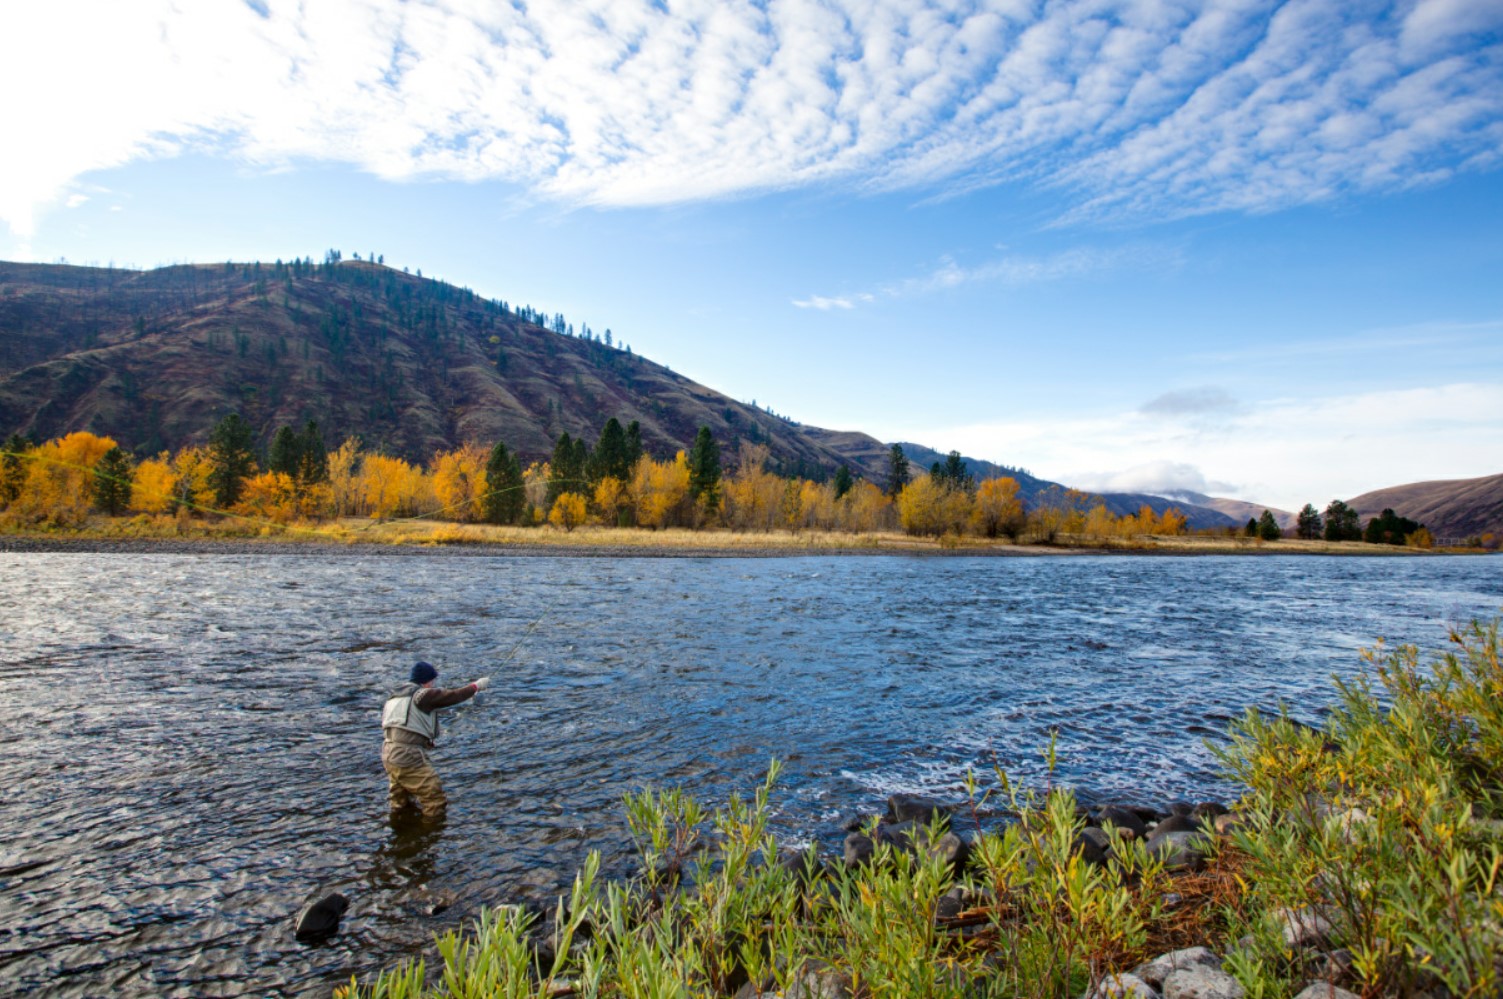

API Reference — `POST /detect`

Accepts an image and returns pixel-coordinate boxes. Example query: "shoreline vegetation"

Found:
[0,519,1489,557]
[6,424,1491,559]
[337,621,1503,999]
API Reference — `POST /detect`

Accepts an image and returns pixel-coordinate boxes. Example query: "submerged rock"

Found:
[885,794,950,826]
[293,892,349,941]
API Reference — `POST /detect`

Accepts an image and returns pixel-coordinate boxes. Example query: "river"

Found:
[0,552,1498,996]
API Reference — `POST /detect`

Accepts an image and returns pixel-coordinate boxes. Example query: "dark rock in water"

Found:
[875,819,922,850]
[843,832,875,867]
[1167,801,1194,818]
[1191,801,1227,822]
[838,812,877,833]
[779,848,827,884]
[294,892,349,940]
[1152,813,1199,836]
[927,831,970,871]
[1126,804,1161,823]
[1096,806,1148,840]
[886,794,950,826]
[1074,827,1113,866]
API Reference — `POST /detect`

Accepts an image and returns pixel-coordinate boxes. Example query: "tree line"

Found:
[0,423,1444,547]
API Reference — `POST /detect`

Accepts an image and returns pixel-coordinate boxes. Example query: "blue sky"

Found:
[2,0,1501,510]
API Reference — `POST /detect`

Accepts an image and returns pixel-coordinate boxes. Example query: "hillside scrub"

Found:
[341,622,1503,999]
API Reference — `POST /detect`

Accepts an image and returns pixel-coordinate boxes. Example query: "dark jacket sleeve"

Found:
[413,684,477,712]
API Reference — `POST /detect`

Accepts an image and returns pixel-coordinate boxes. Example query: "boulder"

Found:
[935,886,967,921]
[1133,947,1220,989]
[784,961,849,999]
[1167,801,1195,818]
[886,794,950,826]
[926,831,970,870]
[778,848,827,884]
[1085,972,1161,998]
[1191,802,1228,822]
[1145,831,1211,871]
[1150,814,1200,836]
[1162,966,1245,999]
[1290,987,1359,999]
[1097,806,1148,840]
[1213,814,1243,837]
[1074,827,1113,866]
[1274,907,1334,949]
[843,832,874,868]
[293,892,349,940]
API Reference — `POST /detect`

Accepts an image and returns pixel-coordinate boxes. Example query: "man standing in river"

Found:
[381,662,490,817]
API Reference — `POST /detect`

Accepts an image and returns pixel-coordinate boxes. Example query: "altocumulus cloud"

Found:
[2,0,1501,237]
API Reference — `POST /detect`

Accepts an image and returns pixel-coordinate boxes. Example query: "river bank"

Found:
[0,519,1480,557]
[344,621,1503,999]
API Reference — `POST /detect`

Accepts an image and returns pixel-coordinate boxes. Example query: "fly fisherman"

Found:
[381,662,490,817]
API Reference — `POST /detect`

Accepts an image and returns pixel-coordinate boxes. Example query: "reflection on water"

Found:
[0,552,1498,996]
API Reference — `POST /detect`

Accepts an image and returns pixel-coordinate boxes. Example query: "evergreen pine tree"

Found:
[833,465,854,499]
[571,437,591,489]
[484,441,525,525]
[886,444,910,497]
[1,433,30,505]
[92,446,133,515]
[298,420,329,484]
[687,426,721,507]
[1296,503,1323,540]
[1257,510,1281,541]
[625,420,644,468]
[592,417,630,483]
[1322,499,1361,541]
[208,413,257,507]
[547,433,575,506]
[1245,517,1258,537]
[267,426,302,478]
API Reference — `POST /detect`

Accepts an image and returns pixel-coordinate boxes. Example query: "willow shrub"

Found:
[346,621,1503,999]
[1215,618,1503,998]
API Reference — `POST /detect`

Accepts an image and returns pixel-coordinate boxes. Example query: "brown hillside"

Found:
[0,259,885,477]
[1348,473,1503,540]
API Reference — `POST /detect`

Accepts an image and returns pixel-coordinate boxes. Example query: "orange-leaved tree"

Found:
[15,431,119,525]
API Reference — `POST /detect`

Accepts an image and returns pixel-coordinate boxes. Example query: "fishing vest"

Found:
[381,683,440,743]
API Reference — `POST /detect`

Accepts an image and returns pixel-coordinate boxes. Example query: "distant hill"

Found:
[0,259,887,478]
[1158,491,1296,530]
[1348,473,1503,540]
[893,442,1239,530]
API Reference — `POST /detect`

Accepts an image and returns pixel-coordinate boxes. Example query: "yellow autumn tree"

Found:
[897,475,946,536]
[361,454,430,520]
[430,445,488,523]
[838,481,893,533]
[548,492,588,532]
[172,446,217,513]
[798,480,836,531]
[235,471,299,523]
[630,452,690,529]
[972,476,1023,539]
[15,431,119,525]
[130,454,178,514]
[326,437,363,517]
[594,476,626,525]
[723,443,782,531]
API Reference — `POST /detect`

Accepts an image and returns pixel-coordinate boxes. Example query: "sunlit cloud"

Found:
[2,0,1500,240]
[921,382,1503,510]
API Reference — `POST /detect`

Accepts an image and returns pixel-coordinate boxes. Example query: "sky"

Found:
[1,0,1500,511]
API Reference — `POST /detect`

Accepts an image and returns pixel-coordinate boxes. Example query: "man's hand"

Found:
[471,677,491,692]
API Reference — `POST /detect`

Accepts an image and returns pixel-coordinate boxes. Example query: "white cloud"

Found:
[1,0,1499,239]
[64,194,89,209]
[795,241,1179,308]
[921,382,1503,511]
[1067,461,1238,497]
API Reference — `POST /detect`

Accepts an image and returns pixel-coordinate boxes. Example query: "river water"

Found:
[0,552,1498,996]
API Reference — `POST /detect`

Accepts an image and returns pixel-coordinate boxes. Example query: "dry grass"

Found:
[1,513,1474,556]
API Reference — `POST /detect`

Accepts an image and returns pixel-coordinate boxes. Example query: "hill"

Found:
[1348,473,1503,540]
[0,259,886,478]
[1158,491,1296,530]
[894,442,1239,530]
